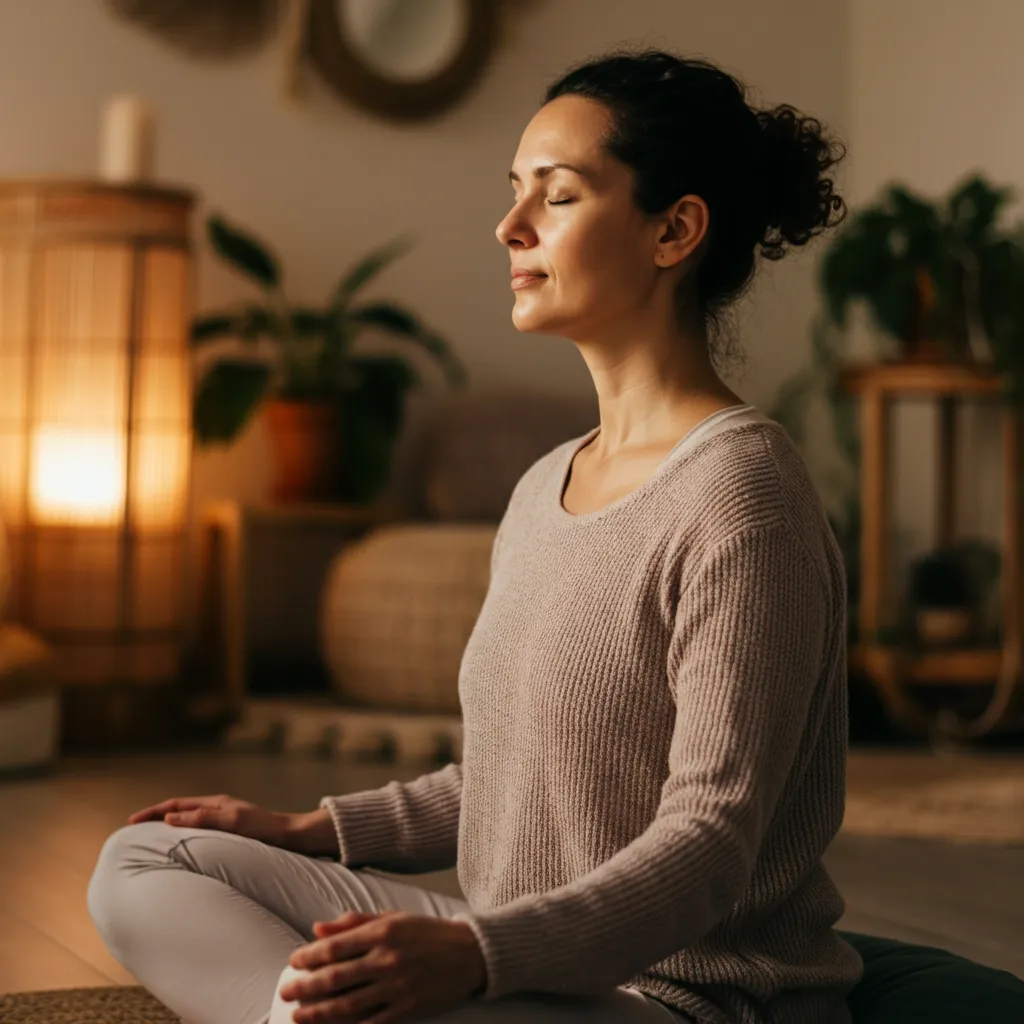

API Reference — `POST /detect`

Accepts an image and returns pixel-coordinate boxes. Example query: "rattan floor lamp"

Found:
[0,180,196,748]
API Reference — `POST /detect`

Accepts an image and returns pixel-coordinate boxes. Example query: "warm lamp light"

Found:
[31,429,127,525]
[0,180,195,745]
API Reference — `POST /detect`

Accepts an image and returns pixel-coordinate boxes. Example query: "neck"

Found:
[571,313,744,455]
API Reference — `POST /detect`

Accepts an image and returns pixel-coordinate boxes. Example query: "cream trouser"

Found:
[87,821,688,1024]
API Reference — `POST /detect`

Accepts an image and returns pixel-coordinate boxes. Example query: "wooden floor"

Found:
[1,745,1022,997]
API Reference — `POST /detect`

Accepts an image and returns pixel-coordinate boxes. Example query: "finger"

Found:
[163,808,219,828]
[289,915,377,970]
[127,798,209,824]
[312,913,377,935]
[282,951,383,1004]
[291,982,390,1024]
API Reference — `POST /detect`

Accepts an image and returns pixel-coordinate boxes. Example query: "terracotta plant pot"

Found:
[263,399,342,503]
[902,266,971,365]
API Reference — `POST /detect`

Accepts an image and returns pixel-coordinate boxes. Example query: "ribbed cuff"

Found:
[318,790,403,868]
[450,911,504,1000]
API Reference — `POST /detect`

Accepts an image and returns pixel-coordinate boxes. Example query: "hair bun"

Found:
[754,104,846,260]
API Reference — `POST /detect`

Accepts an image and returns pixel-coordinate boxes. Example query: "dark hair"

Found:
[545,49,847,369]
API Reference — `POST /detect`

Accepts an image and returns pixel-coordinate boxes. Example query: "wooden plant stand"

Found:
[841,360,1024,740]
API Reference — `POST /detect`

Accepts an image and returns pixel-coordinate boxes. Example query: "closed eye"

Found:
[547,198,574,205]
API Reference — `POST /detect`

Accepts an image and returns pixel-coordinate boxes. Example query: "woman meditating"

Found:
[89,49,862,1024]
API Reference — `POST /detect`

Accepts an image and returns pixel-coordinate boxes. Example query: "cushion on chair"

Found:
[0,623,56,703]
[839,930,1024,1023]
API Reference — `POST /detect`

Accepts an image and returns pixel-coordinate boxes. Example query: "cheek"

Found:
[555,228,649,309]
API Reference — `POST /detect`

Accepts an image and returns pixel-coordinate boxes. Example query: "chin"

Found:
[511,300,563,335]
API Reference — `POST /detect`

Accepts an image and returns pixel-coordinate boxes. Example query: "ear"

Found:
[654,194,709,270]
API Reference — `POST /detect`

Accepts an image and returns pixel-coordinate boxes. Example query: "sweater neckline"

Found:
[553,404,771,524]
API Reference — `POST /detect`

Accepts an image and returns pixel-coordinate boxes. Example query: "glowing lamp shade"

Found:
[0,181,194,737]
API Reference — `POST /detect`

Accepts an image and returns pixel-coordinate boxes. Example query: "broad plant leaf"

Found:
[947,175,1014,246]
[349,302,468,387]
[208,214,280,289]
[330,235,415,313]
[190,306,276,348]
[193,359,272,444]
[191,314,237,346]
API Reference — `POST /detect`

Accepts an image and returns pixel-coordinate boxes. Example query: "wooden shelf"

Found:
[840,359,1024,738]
[189,500,409,725]
[839,360,1006,397]
[850,643,1004,687]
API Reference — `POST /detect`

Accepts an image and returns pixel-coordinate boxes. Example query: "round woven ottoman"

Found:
[320,522,495,714]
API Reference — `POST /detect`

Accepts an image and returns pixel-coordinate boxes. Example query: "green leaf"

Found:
[348,302,468,388]
[237,305,274,344]
[191,314,237,346]
[947,174,1014,245]
[208,214,280,289]
[330,236,415,312]
[193,360,272,444]
[290,307,326,337]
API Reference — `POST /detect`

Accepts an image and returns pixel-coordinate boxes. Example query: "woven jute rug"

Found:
[0,986,179,1023]
[843,750,1024,844]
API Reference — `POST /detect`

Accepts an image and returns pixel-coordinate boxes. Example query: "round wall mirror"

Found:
[308,0,498,122]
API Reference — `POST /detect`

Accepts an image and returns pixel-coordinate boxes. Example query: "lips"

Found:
[511,268,547,279]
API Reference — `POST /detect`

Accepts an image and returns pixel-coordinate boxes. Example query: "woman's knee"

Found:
[268,964,314,1024]
[87,821,181,947]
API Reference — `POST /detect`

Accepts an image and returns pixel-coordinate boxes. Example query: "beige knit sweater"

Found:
[320,405,864,1024]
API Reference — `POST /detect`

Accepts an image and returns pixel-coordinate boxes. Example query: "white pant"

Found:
[87,822,687,1024]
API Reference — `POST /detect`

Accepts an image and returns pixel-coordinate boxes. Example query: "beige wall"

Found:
[1,1,848,643]
[848,0,1024,596]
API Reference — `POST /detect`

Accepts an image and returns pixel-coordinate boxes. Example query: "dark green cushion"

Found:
[840,930,1024,1023]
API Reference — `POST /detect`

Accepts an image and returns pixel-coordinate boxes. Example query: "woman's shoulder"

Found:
[665,420,842,583]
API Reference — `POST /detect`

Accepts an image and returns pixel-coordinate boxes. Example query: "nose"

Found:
[495,201,536,249]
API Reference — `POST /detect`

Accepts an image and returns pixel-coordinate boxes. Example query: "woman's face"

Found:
[496,95,665,337]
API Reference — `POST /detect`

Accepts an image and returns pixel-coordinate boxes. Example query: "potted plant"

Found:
[770,174,1024,468]
[191,214,468,503]
[819,174,1024,372]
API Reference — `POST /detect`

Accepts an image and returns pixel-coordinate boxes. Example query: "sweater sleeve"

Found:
[451,521,833,999]
[319,761,462,872]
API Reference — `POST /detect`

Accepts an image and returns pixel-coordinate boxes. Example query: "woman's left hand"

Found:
[279,910,488,1023]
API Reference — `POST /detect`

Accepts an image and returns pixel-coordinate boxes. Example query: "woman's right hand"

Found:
[126,794,299,850]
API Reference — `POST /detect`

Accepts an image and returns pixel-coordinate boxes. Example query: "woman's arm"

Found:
[452,521,837,999]
[317,760,463,872]
[306,511,505,872]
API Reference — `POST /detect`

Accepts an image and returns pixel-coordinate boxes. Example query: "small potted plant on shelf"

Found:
[191,213,468,504]
[908,545,986,646]
[770,173,1024,479]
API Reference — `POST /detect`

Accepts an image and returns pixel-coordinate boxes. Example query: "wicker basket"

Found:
[320,523,495,714]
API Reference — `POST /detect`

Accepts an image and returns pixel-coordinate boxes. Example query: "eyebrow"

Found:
[508,162,592,184]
